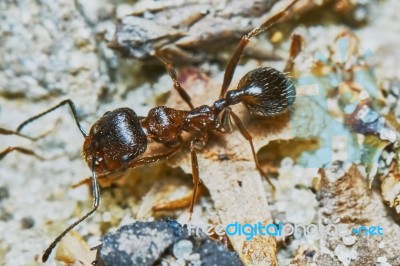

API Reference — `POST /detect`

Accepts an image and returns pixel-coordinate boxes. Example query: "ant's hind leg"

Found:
[228,109,275,190]
[126,144,182,169]
[284,33,303,73]
[156,52,194,109]
[220,0,299,98]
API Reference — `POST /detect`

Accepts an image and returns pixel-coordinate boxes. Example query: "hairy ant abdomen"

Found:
[83,108,147,175]
[227,67,296,117]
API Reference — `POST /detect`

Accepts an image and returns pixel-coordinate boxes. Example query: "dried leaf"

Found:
[381,172,400,211]
[55,231,96,266]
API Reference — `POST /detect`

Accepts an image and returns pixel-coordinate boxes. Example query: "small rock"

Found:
[0,186,9,201]
[20,216,35,229]
[377,256,387,263]
[342,235,357,246]
[333,244,358,266]
[97,219,243,266]
[173,240,193,260]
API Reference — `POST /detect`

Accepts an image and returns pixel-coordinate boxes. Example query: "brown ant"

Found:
[0,0,301,263]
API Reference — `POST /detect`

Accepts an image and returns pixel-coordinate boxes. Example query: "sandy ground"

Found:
[1,0,400,265]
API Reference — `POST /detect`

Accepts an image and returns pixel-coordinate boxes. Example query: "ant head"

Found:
[237,67,296,117]
[83,108,147,175]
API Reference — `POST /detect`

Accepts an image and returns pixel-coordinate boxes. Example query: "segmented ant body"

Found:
[0,0,300,262]
[85,66,294,180]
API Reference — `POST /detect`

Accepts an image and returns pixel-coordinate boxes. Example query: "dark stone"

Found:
[0,186,9,201]
[21,216,35,229]
[96,219,243,266]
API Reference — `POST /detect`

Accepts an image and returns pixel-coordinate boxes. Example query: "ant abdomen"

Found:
[228,67,296,117]
[83,108,147,175]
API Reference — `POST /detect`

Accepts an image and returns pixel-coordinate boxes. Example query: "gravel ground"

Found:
[1,0,400,265]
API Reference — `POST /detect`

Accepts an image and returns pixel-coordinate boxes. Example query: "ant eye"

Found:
[238,67,296,117]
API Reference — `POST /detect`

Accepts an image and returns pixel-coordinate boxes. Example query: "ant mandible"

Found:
[0,0,301,263]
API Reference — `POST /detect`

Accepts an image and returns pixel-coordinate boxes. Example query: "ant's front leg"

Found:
[126,144,182,169]
[73,144,182,189]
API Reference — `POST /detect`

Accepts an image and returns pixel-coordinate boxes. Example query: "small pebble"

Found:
[0,186,9,201]
[102,212,112,222]
[171,259,185,266]
[173,240,193,260]
[0,208,13,221]
[377,256,387,263]
[342,235,357,246]
[21,216,35,229]
[187,253,200,260]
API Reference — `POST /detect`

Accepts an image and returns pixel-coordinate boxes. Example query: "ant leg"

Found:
[126,144,181,169]
[71,174,116,188]
[73,145,182,188]
[220,109,234,133]
[227,108,275,190]
[0,146,44,160]
[42,158,100,262]
[283,33,303,73]
[156,53,195,109]
[220,0,299,98]
[17,99,88,138]
[188,140,200,220]
[152,194,194,212]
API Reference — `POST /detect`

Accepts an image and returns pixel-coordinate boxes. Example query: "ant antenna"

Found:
[42,156,101,262]
[17,99,88,138]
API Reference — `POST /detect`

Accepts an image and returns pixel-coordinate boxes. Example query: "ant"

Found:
[0,0,301,263]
